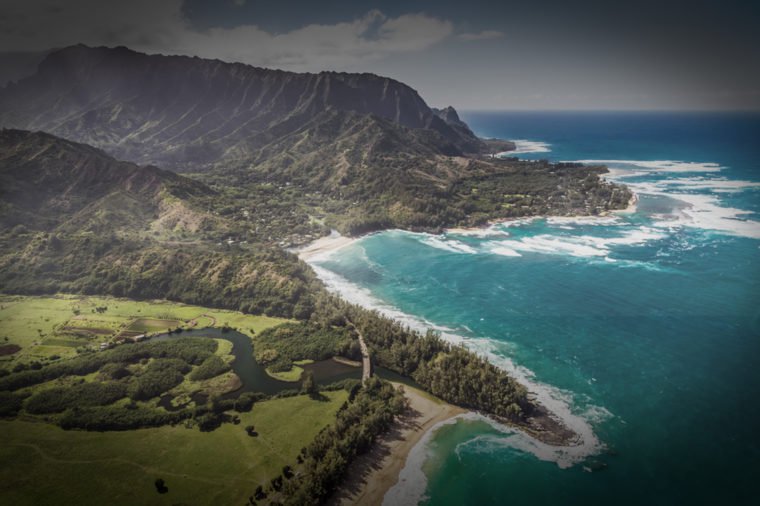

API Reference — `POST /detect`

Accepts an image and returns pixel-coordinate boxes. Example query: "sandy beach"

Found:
[296,232,358,261]
[329,384,465,506]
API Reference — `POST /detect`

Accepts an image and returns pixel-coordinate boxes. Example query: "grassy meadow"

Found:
[0,391,348,505]
[0,294,290,368]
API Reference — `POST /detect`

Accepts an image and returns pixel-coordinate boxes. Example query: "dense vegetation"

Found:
[267,377,407,505]
[25,381,127,414]
[189,355,231,381]
[0,391,25,417]
[254,322,355,372]
[0,338,215,391]
[0,231,322,319]
[127,358,189,400]
[0,337,255,430]
[308,295,532,420]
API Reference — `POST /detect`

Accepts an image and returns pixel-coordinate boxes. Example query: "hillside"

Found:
[0,132,543,434]
[0,45,486,173]
[0,46,630,237]
[0,130,320,318]
[0,129,214,235]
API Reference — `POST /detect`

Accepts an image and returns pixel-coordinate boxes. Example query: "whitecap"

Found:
[546,216,621,226]
[484,226,667,259]
[488,245,522,257]
[307,259,609,468]
[621,180,760,239]
[652,177,760,193]
[656,193,760,239]
[421,236,478,254]
[496,139,552,156]
[571,159,723,174]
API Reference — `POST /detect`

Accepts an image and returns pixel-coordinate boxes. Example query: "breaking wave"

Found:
[497,139,552,156]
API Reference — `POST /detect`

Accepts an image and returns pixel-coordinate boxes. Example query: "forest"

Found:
[264,377,407,505]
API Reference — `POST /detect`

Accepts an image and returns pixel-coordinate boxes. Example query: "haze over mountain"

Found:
[0,45,488,175]
[0,129,211,235]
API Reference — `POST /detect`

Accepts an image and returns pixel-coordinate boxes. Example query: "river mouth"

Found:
[152,328,420,397]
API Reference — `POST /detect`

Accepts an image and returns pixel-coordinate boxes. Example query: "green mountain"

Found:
[0,130,317,318]
[0,129,212,235]
[0,46,629,237]
[0,45,487,173]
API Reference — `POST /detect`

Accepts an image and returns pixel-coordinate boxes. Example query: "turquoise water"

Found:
[310,112,760,505]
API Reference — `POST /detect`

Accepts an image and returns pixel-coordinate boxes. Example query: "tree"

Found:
[301,371,318,397]
[154,478,168,494]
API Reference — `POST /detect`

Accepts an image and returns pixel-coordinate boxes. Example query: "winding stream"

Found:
[153,327,417,397]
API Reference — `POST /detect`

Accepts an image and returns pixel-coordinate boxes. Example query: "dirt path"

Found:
[345,319,372,383]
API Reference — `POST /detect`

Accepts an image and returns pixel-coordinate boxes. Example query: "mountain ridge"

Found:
[0,45,486,172]
[0,128,214,235]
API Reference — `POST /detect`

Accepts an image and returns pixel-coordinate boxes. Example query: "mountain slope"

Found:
[0,45,485,173]
[0,46,630,238]
[0,129,212,235]
[0,129,320,318]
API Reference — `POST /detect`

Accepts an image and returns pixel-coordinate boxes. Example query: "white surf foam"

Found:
[654,177,760,193]
[383,414,468,506]
[620,179,760,239]
[420,235,478,254]
[445,226,510,238]
[572,159,723,174]
[484,226,666,259]
[489,245,522,257]
[497,139,552,156]
[566,158,760,240]
[546,216,622,226]
[308,258,609,472]
[659,193,760,239]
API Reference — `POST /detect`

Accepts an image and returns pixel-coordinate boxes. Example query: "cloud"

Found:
[0,1,453,72]
[458,30,504,41]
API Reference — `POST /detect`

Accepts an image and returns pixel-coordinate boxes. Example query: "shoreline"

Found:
[445,191,639,235]
[295,231,359,261]
[297,221,598,448]
[329,384,465,506]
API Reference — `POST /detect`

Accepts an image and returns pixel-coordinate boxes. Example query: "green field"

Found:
[127,318,183,333]
[0,391,348,505]
[0,295,290,368]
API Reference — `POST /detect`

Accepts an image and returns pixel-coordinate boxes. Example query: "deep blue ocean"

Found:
[309,112,760,505]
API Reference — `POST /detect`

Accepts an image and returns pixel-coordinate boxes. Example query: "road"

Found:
[345,319,372,382]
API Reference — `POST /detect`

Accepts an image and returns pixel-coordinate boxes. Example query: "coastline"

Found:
[614,191,639,214]
[329,384,465,506]
[297,220,603,448]
[297,187,635,499]
[295,231,359,261]
[445,190,639,235]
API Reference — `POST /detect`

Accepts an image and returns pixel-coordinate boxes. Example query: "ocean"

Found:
[307,111,760,505]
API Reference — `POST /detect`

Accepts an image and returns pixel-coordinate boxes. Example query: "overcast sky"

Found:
[2,0,759,110]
